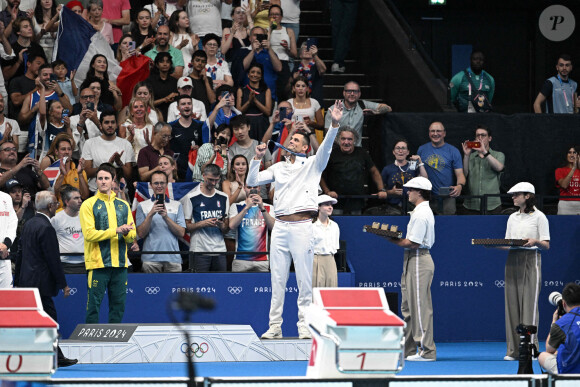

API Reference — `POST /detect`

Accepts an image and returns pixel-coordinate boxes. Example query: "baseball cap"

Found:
[403,177,432,191]
[177,77,193,89]
[317,194,337,205]
[5,179,22,192]
[508,182,535,194]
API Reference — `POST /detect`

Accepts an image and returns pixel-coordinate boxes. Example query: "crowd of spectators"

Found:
[0,0,577,277]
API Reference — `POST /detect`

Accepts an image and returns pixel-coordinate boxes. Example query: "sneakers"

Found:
[406,354,435,361]
[261,324,282,339]
[298,325,312,339]
[331,63,345,73]
[504,355,516,361]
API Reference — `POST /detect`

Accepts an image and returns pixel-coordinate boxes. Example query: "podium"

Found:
[305,287,405,378]
[0,288,58,379]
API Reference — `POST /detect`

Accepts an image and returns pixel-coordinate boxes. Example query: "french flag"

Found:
[43,160,60,188]
[53,7,121,87]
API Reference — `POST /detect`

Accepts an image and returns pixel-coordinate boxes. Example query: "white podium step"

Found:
[60,324,311,363]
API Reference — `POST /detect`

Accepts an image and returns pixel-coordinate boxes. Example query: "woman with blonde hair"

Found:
[118,82,162,125]
[121,98,154,158]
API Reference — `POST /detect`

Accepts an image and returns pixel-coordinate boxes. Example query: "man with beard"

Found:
[170,95,203,180]
[320,126,387,214]
[145,25,184,79]
[324,81,391,147]
[247,100,343,340]
[449,50,495,113]
[534,54,579,114]
[81,110,135,193]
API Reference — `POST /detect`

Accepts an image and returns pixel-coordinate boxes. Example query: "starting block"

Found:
[0,288,58,379]
[305,287,405,378]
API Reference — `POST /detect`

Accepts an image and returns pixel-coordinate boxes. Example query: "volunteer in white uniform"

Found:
[385,176,436,361]
[0,189,17,287]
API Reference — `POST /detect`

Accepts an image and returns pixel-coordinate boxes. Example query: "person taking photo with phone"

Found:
[136,170,186,273]
[461,124,505,214]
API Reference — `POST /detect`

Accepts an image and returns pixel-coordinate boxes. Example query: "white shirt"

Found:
[0,191,17,247]
[167,98,208,122]
[70,112,102,156]
[288,98,320,121]
[247,125,339,216]
[312,218,340,255]
[405,200,435,249]
[186,0,223,37]
[51,210,84,264]
[281,0,300,23]
[81,136,135,192]
[505,207,550,249]
[0,117,21,142]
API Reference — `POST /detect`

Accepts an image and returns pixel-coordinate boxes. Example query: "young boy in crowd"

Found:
[52,60,77,105]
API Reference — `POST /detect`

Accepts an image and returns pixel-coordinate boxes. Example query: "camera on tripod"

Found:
[516,323,538,374]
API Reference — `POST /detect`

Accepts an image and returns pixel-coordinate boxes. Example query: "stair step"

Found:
[300,23,332,36]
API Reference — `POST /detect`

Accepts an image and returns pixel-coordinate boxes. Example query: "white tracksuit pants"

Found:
[268,218,314,327]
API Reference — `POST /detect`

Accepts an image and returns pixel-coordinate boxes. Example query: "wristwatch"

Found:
[484,152,491,158]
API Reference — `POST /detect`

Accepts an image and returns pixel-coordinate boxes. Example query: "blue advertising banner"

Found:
[54,215,579,343]
[334,215,580,342]
[55,272,355,339]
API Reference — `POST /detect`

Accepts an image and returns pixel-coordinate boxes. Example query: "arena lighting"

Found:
[429,0,446,5]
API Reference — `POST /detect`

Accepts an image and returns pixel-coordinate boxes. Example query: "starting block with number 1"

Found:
[305,287,405,378]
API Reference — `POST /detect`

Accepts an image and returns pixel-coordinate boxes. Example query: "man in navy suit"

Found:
[17,190,78,367]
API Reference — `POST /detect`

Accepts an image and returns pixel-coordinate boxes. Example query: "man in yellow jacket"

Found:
[80,163,136,323]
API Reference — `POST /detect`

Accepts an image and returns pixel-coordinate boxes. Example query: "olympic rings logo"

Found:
[495,280,505,288]
[228,286,242,295]
[145,287,161,294]
[181,342,209,358]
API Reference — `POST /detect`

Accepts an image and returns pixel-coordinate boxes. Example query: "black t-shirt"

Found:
[5,42,45,80]
[323,145,375,195]
[190,76,213,115]
[169,119,203,180]
[147,73,178,120]
[8,75,36,119]
[0,167,42,197]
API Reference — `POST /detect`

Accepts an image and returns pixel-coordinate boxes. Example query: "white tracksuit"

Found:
[247,124,339,327]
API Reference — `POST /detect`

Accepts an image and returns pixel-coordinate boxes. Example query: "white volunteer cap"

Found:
[317,194,337,205]
[508,182,535,194]
[403,176,432,191]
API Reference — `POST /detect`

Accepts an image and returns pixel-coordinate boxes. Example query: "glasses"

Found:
[475,133,488,138]
[80,95,95,99]
[344,89,360,94]
[394,147,408,151]
[1,147,17,152]
[205,43,219,48]
[151,181,167,186]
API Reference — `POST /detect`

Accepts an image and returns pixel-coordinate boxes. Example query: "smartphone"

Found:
[249,188,259,196]
[221,91,230,99]
[129,41,136,51]
[49,73,58,82]
[438,187,452,196]
[155,193,165,205]
[256,34,268,43]
[279,107,287,120]
[86,101,95,110]
[306,37,318,50]
[394,182,403,189]
[295,115,304,123]
[466,141,481,149]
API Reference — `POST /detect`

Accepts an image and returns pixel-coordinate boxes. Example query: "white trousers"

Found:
[268,219,314,327]
[0,260,12,288]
